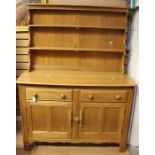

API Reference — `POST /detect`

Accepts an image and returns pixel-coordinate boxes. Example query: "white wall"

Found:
[128,9,139,146]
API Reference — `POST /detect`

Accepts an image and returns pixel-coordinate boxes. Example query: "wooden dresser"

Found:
[17,2,135,152]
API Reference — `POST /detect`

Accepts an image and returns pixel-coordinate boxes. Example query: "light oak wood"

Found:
[30,51,123,72]
[119,89,134,152]
[17,70,135,87]
[16,31,29,116]
[16,55,29,62]
[80,89,128,103]
[16,63,29,69]
[30,10,127,28]
[16,70,27,77]
[79,102,125,141]
[46,0,128,8]
[26,87,73,101]
[27,101,72,139]
[28,5,127,73]
[28,138,120,144]
[17,3,135,153]
[72,89,80,139]
[30,28,125,50]
[16,26,29,32]
[18,86,135,150]
[29,47,124,52]
[28,0,128,9]
[41,0,47,4]
[16,32,29,39]
[19,85,29,150]
[16,40,29,47]
[29,25,127,30]
[16,47,29,55]
[28,6,128,14]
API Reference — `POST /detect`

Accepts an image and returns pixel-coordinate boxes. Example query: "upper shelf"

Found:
[27,0,128,10]
[29,47,125,53]
[29,25,127,30]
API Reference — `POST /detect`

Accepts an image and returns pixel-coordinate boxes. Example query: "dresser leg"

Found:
[23,141,30,151]
[119,143,127,152]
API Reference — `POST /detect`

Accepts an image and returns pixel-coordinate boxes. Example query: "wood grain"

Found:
[16,55,29,62]
[16,70,27,77]
[16,40,29,47]
[17,70,135,87]
[16,63,29,69]
[17,3,135,153]
[29,0,128,9]
[119,89,135,152]
[30,28,125,50]
[80,89,128,103]
[19,85,29,150]
[16,47,29,55]
[16,31,29,116]
[27,100,72,139]
[16,32,29,39]
[30,51,123,72]
[26,87,73,101]
[30,10,127,28]
[79,103,125,141]
[46,0,128,8]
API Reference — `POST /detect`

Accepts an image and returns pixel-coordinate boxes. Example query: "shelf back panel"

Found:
[30,28,125,50]
[31,51,123,72]
[30,10,127,28]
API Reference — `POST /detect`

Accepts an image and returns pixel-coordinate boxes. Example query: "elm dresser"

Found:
[17,1,135,152]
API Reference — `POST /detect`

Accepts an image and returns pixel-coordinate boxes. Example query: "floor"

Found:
[128,146,139,155]
[16,122,131,155]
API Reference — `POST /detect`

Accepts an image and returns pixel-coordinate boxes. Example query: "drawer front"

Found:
[80,90,128,103]
[26,87,72,101]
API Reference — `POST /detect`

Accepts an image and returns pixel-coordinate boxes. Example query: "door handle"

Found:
[74,117,80,123]
[80,109,83,128]
[69,110,72,127]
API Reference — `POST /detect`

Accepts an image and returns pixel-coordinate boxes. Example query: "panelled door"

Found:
[79,102,126,142]
[27,101,72,140]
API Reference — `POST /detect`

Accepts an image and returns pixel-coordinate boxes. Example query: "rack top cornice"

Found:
[27,2,128,12]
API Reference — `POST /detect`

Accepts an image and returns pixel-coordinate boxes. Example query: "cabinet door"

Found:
[27,101,72,140]
[79,103,125,142]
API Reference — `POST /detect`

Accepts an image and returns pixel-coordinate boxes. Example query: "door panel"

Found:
[103,107,121,132]
[79,102,125,141]
[83,107,103,132]
[27,101,72,139]
[51,107,69,131]
[31,106,51,131]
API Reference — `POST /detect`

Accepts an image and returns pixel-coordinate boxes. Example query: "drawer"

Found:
[80,90,128,103]
[26,87,72,101]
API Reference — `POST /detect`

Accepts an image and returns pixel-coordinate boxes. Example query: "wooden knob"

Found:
[116,95,121,100]
[74,117,80,123]
[109,41,113,45]
[32,94,38,102]
[88,94,94,100]
[60,93,66,99]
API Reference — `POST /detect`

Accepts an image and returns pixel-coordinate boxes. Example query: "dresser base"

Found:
[23,140,127,152]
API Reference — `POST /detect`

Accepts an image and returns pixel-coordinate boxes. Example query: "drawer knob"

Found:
[60,93,66,99]
[88,94,94,100]
[32,94,38,102]
[116,95,121,100]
